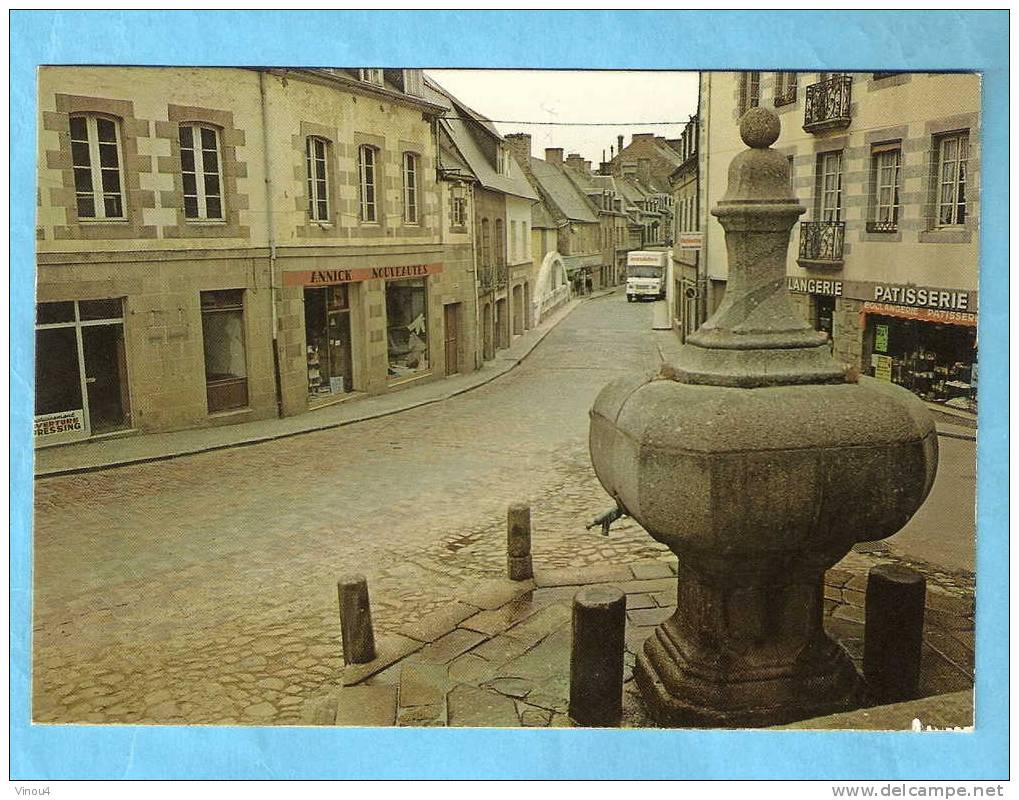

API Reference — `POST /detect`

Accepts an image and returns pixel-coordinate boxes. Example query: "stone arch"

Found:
[533,251,572,326]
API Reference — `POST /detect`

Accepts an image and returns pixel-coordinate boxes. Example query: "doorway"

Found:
[444,303,460,376]
[304,285,354,400]
[34,299,130,446]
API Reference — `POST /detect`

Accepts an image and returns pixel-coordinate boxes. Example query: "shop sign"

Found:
[34,409,85,439]
[862,302,978,327]
[678,232,704,250]
[872,354,893,382]
[787,277,843,297]
[869,283,972,312]
[874,324,889,353]
[283,263,443,287]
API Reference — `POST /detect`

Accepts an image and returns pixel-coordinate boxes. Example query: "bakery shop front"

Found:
[860,282,978,412]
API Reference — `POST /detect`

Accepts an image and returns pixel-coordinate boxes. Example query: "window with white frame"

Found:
[359,69,384,86]
[869,143,901,231]
[816,151,843,221]
[934,131,969,227]
[403,152,419,224]
[306,136,330,222]
[359,145,378,223]
[179,124,224,220]
[69,114,126,220]
[450,186,467,228]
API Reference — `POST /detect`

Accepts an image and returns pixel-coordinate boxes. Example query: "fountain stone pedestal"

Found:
[588,108,938,727]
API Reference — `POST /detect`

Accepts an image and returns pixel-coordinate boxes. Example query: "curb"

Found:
[35,289,621,479]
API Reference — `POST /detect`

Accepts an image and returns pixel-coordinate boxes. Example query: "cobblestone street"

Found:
[33,292,674,725]
[32,292,977,727]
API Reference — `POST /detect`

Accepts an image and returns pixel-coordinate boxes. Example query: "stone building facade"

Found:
[699,71,980,411]
[669,115,701,341]
[35,66,478,446]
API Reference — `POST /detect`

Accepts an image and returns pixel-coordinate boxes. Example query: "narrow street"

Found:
[32,291,976,726]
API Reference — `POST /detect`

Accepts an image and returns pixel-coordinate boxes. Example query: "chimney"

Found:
[584,160,592,173]
[602,149,606,163]
[504,133,532,168]
[617,135,624,154]
[565,152,585,170]
[610,145,615,158]
[598,161,612,175]
[545,148,564,166]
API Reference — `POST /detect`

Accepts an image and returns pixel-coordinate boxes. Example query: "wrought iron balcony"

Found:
[797,221,845,269]
[494,262,508,289]
[478,264,494,291]
[803,75,852,133]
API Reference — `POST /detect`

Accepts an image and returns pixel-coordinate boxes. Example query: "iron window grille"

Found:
[798,221,846,265]
[803,74,853,133]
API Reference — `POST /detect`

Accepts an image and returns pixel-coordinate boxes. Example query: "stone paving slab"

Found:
[311,556,976,729]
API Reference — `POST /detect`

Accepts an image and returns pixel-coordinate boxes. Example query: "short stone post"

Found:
[863,564,927,703]
[337,574,376,665]
[569,586,626,727]
[507,503,533,581]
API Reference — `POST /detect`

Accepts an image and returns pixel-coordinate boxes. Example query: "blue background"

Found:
[10,10,1009,780]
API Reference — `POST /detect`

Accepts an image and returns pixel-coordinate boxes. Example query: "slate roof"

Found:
[528,157,598,224]
[422,77,538,201]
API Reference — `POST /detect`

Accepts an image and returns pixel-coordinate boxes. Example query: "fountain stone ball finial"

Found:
[740,106,781,149]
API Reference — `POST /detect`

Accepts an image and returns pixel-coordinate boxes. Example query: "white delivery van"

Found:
[626,250,668,302]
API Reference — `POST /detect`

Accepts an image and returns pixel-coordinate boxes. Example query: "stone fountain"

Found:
[588,107,938,727]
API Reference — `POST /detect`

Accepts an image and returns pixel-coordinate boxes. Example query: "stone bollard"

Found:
[507,503,533,581]
[337,575,376,665]
[569,586,626,727]
[863,564,927,703]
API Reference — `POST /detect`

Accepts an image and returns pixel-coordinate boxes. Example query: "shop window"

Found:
[358,145,378,223]
[34,299,129,443]
[868,143,901,232]
[304,284,353,400]
[403,152,419,224]
[200,290,248,412]
[868,315,977,411]
[180,123,224,220]
[306,136,330,222]
[386,278,429,379]
[933,131,969,228]
[738,71,760,116]
[69,114,126,220]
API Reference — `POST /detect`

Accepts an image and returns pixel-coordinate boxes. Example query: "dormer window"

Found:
[359,69,384,86]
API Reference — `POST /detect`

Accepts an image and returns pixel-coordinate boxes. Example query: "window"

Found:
[510,221,517,262]
[306,137,330,222]
[481,218,491,267]
[816,151,843,221]
[774,72,797,106]
[359,69,384,86]
[69,114,125,220]
[386,278,429,379]
[403,152,419,224]
[495,219,505,266]
[738,71,761,115]
[179,124,224,220]
[869,143,901,232]
[450,189,467,228]
[200,290,248,412]
[358,145,378,223]
[934,131,969,227]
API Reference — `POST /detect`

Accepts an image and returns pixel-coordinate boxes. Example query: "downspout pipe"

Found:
[258,70,284,418]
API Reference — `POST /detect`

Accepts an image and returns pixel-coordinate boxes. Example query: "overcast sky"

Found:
[426,70,698,166]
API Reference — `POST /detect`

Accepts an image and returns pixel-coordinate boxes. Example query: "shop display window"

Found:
[386,278,429,379]
[869,315,977,411]
[200,289,248,412]
[304,284,353,400]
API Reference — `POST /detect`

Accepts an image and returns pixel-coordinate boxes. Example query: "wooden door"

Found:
[444,303,459,376]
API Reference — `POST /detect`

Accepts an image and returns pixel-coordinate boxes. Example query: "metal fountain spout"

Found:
[588,107,939,727]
